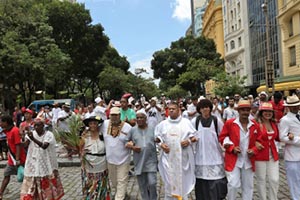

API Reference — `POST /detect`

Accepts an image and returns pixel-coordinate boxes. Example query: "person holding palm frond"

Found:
[80,115,110,200]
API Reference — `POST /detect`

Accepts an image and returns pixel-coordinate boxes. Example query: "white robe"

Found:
[155,116,196,197]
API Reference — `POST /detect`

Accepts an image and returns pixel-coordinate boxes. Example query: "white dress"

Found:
[24,131,58,177]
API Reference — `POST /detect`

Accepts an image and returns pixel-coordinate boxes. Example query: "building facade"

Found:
[272,0,300,95]
[248,0,281,94]
[222,0,252,87]
[202,0,225,57]
[202,0,224,97]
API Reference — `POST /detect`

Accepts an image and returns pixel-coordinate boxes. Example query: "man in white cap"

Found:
[126,109,158,200]
[93,97,107,120]
[279,95,300,200]
[100,107,132,200]
[258,91,268,105]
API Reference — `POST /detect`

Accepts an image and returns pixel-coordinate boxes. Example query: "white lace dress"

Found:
[24,130,58,177]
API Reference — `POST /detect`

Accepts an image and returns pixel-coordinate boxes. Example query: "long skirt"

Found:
[81,169,110,200]
[20,172,64,200]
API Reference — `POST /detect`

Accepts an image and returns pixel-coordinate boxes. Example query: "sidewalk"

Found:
[0,144,81,168]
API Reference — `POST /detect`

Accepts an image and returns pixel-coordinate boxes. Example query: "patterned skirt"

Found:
[20,172,64,200]
[81,169,110,200]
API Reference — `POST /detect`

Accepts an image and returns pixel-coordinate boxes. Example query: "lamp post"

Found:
[262,0,275,95]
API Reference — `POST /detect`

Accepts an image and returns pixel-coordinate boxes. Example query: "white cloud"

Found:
[130,56,153,78]
[171,0,191,22]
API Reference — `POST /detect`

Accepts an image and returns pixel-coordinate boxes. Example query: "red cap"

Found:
[25,109,33,115]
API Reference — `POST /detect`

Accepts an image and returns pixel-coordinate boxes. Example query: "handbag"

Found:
[17,166,24,182]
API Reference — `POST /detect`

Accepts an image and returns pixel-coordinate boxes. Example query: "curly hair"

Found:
[196,99,213,113]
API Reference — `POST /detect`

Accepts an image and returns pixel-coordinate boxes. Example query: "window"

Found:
[231,10,233,20]
[289,46,296,66]
[238,19,241,29]
[232,26,234,32]
[289,18,293,37]
[238,37,242,47]
[225,44,228,52]
[230,40,235,50]
[237,2,240,13]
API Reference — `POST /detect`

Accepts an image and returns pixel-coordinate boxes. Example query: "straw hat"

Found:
[259,102,273,111]
[283,95,300,107]
[237,100,251,109]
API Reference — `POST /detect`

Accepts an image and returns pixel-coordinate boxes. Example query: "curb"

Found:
[0,158,80,169]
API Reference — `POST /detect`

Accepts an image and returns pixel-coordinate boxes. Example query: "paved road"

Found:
[0,159,292,200]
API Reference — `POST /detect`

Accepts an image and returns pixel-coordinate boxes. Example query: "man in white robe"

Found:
[155,102,196,200]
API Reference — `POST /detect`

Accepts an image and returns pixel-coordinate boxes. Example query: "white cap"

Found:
[95,97,103,104]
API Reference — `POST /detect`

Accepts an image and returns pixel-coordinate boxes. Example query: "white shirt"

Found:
[279,112,300,161]
[233,118,253,169]
[187,104,199,121]
[212,104,222,120]
[100,120,132,165]
[94,105,107,120]
[223,107,239,121]
[146,106,162,129]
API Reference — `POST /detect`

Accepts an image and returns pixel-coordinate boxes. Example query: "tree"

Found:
[177,58,223,95]
[151,35,224,94]
[213,71,249,97]
[0,0,70,107]
[46,1,110,97]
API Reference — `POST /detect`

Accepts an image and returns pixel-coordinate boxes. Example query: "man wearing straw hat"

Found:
[279,95,300,200]
[219,100,263,200]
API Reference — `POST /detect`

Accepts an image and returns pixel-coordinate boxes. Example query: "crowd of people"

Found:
[0,90,300,200]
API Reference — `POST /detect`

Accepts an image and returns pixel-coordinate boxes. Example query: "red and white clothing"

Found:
[255,122,280,200]
[4,126,26,166]
[219,118,262,200]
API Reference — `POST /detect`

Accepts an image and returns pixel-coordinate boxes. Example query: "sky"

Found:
[76,0,191,81]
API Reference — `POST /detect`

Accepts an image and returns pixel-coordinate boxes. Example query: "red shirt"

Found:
[5,126,26,166]
[270,100,284,123]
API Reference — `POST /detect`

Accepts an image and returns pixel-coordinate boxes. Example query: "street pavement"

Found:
[0,156,292,200]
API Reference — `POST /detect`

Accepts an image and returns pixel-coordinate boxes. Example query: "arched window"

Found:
[230,40,235,50]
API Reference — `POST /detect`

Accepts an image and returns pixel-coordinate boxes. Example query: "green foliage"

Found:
[213,71,249,97]
[165,85,189,99]
[151,35,224,95]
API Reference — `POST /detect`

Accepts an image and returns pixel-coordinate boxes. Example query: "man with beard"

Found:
[100,107,132,200]
[223,97,239,122]
[219,100,263,200]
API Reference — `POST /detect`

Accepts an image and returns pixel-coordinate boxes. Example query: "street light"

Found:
[262,1,275,95]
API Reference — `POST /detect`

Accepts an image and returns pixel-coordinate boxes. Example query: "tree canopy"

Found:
[151,35,224,96]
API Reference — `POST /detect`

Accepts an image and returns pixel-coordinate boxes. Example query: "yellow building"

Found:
[202,0,224,97]
[257,0,300,96]
[202,0,224,57]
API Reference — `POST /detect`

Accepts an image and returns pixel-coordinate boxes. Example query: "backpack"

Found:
[195,115,219,135]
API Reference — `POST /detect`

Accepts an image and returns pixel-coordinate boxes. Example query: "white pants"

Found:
[285,161,300,200]
[226,166,254,200]
[107,162,130,200]
[255,159,279,200]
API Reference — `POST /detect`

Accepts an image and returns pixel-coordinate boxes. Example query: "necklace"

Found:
[107,121,125,138]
